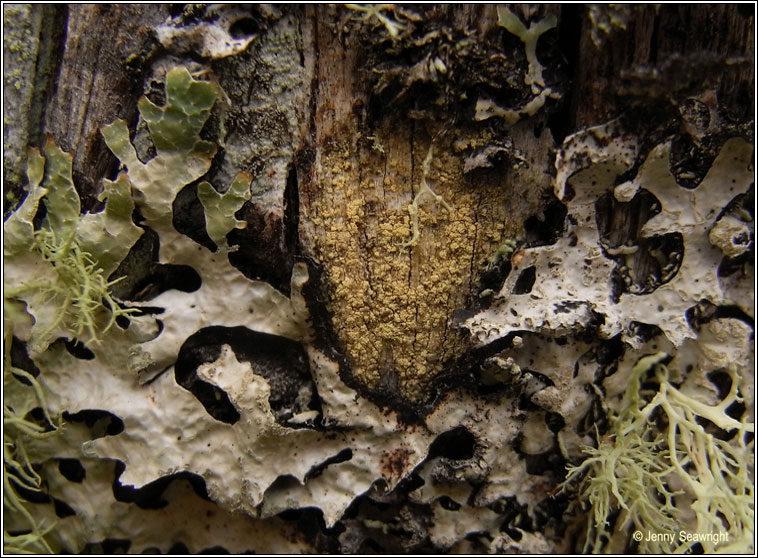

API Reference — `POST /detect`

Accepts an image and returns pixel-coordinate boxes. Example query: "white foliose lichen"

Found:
[5,66,558,553]
[475,6,561,124]
[155,4,259,59]
[461,121,754,348]
[456,118,754,553]
[4,59,753,554]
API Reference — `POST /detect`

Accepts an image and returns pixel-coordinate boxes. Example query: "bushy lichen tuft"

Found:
[564,353,754,553]
[3,331,62,554]
[26,228,134,344]
[3,138,140,353]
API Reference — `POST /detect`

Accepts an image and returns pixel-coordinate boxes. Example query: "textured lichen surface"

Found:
[305,130,512,399]
[3,9,754,552]
[565,354,754,553]
[462,122,754,348]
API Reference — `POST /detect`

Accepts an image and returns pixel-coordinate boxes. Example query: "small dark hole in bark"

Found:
[63,338,95,360]
[427,426,476,460]
[229,17,259,38]
[53,498,76,518]
[58,458,86,483]
[512,266,536,294]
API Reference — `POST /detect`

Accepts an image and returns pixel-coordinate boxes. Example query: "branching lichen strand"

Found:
[564,354,754,553]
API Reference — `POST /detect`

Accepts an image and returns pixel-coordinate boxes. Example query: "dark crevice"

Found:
[427,426,477,461]
[7,475,50,504]
[199,546,230,554]
[284,164,301,259]
[648,12,660,65]
[53,497,76,518]
[168,542,190,554]
[226,164,298,293]
[29,5,69,151]
[305,449,353,482]
[545,412,565,434]
[438,496,461,511]
[10,336,41,378]
[686,300,754,331]
[109,226,202,303]
[547,4,583,143]
[229,16,260,39]
[63,338,95,360]
[175,326,316,426]
[512,266,536,295]
[63,409,124,436]
[492,496,528,540]
[81,539,132,554]
[596,190,685,299]
[520,442,566,477]
[113,463,210,510]
[58,458,86,483]
[523,195,568,246]
[173,182,216,252]
[127,263,202,302]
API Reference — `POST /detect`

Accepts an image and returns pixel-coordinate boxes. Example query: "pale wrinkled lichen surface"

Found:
[3,11,754,553]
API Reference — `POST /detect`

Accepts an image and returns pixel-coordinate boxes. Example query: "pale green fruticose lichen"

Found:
[564,353,754,553]
[3,138,142,355]
[3,361,60,554]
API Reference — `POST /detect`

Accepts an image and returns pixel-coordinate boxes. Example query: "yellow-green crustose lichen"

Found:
[304,128,516,399]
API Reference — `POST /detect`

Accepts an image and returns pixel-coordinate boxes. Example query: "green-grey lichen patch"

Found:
[102,66,219,224]
[211,9,305,204]
[3,4,43,194]
[198,171,254,248]
[95,66,312,379]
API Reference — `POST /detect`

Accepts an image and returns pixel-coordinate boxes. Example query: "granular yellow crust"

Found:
[303,123,521,399]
